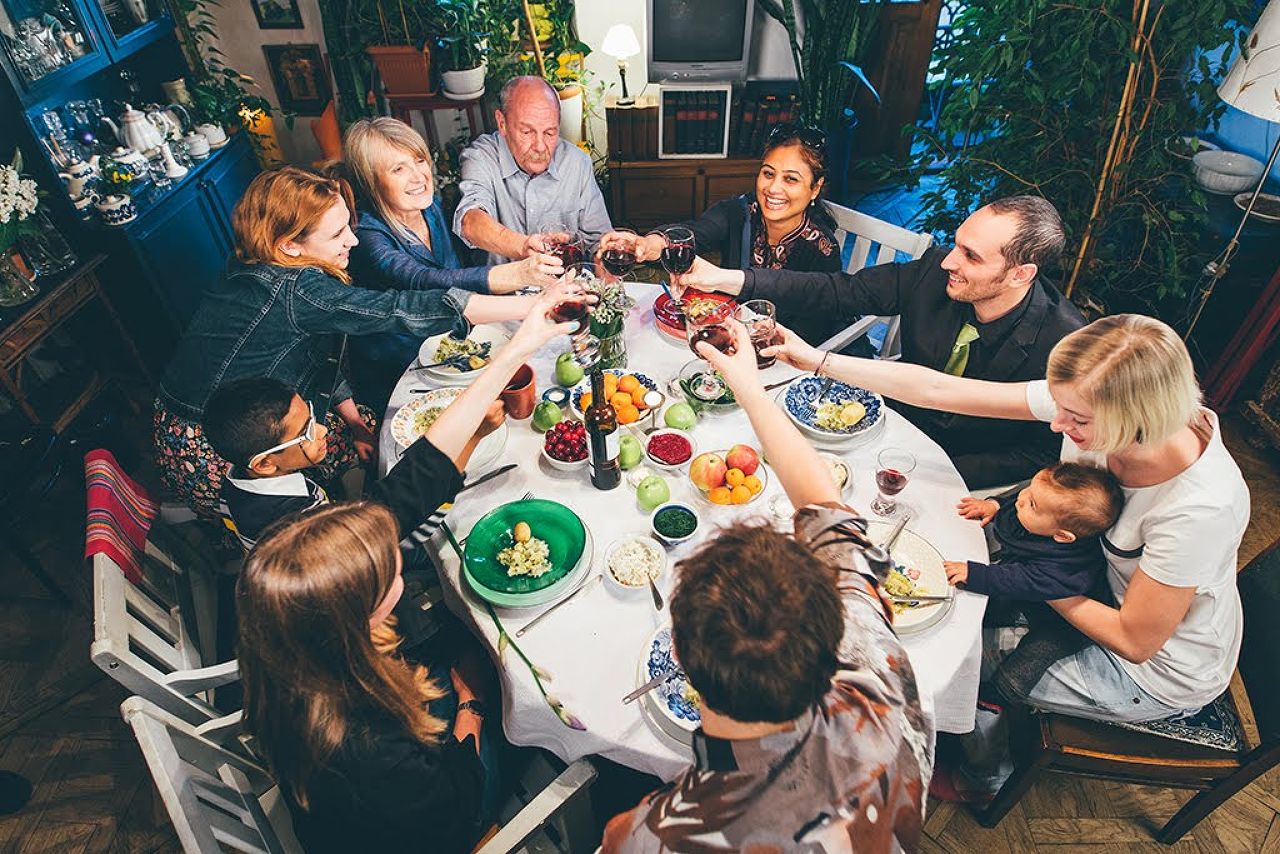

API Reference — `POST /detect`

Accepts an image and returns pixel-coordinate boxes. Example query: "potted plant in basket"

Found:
[435,0,488,100]
[366,0,446,96]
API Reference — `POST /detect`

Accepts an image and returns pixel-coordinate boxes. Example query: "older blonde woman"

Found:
[343,117,563,409]
[764,313,1249,796]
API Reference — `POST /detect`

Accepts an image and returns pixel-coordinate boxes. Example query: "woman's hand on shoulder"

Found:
[760,324,823,373]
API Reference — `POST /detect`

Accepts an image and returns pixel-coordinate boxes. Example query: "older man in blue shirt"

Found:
[453,76,612,264]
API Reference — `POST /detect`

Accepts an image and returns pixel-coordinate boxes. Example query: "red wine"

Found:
[601,249,636,277]
[751,330,782,369]
[876,469,909,496]
[551,300,589,325]
[689,325,734,357]
[661,244,695,275]
[548,241,584,268]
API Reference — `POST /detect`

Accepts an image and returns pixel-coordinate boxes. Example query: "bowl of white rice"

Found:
[603,536,667,594]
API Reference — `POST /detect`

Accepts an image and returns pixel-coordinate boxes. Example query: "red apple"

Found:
[725,444,760,476]
[689,452,727,491]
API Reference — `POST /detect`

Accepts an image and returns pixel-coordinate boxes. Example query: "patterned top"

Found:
[604,503,933,854]
[748,201,839,271]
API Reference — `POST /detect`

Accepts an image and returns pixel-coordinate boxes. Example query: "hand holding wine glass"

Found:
[694,318,764,399]
[759,323,824,373]
[598,228,638,280]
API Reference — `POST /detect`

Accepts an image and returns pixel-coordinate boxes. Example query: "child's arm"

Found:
[954,557,1099,601]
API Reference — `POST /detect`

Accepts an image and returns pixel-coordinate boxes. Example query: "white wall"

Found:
[207,0,327,165]
[574,1,798,157]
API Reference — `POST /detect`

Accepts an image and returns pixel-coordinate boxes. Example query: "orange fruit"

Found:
[618,375,640,394]
[708,486,732,505]
[579,392,592,410]
[743,474,763,495]
[730,485,752,505]
[610,392,633,409]
[616,405,640,424]
[630,388,650,407]
[725,468,745,487]
[603,374,618,393]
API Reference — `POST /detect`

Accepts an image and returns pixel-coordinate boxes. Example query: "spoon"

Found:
[647,575,664,611]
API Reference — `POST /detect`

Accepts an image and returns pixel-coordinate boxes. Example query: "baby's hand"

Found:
[956,496,1000,527]
[944,561,969,586]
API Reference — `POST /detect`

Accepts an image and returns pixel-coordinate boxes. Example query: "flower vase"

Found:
[0,252,39,308]
[590,317,627,370]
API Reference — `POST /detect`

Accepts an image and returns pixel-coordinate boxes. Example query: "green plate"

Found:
[463,499,586,594]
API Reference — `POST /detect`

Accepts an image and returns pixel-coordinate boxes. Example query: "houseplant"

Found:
[0,154,40,307]
[436,0,488,99]
[901,0,1255,314]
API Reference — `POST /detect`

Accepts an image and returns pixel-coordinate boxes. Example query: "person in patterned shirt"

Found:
[603,320,932,854]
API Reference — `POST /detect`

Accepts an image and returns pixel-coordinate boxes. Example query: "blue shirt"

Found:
[453,132,612,264]
[350,202,491,295]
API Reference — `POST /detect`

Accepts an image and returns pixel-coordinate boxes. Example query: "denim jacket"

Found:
[346,205,491,374]
[158,261,472,422]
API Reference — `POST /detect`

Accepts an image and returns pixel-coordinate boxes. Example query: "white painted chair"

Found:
[92,546,240,741]
[818,200,935,357]
[121,696,301,854]
[477,756,598,853]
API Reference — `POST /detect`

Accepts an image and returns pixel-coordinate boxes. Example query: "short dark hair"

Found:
[986,195,1066,270]
[1041,462,1125,538]
[670,523,842,723]
[203,378,296,467]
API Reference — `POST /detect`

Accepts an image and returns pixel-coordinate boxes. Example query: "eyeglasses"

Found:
[766,123,827,155]
[249,401,319,467]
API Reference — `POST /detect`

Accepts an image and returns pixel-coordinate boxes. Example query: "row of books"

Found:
[605,104,660,161]
[728,91,801,156]
[607,85,803,161]
[660,89,729,156]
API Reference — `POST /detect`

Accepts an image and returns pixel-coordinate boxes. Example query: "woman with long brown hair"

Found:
[154,166,582,518]
[238,501,493,852]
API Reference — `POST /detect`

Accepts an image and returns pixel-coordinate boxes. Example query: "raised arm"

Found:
[763,325,1036,421]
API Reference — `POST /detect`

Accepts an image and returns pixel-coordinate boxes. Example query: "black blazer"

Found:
[741,246,1086,488]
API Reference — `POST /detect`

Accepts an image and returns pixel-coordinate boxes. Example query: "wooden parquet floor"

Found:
[1,415,1279,852]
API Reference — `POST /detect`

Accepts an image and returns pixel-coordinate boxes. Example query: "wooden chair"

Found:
[122,696,300,853]
[817,200,935,357]
[978,537,1280,843]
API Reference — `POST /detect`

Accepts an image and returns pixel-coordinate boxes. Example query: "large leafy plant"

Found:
[171,0,274,126]
[903,0,1254,312]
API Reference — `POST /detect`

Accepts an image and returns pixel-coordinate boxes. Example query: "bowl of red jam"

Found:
[644,428,696,469]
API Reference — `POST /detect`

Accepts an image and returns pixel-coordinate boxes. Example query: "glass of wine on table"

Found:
[683,299,736,402]
[871,448,916,517]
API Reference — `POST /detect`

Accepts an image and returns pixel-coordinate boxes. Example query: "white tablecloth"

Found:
[380,284,988,781]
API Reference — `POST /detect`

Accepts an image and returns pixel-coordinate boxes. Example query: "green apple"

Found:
[636,475,671,512]
[531,400,563,433]
[664,401,697,430]
[554,351,585,387]
[619,434,643,469]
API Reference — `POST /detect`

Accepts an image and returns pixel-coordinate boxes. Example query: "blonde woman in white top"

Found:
[761,314,1248,790]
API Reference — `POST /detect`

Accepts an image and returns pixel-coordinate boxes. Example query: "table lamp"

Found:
[1186,0,1280,340]
[602,24,641,107]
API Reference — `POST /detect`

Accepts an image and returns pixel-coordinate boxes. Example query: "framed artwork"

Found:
[262,44,332,115]
[251,0,303,29]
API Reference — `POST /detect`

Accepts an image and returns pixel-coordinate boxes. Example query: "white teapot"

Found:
[101,103,166,155]
[195,122,228,148]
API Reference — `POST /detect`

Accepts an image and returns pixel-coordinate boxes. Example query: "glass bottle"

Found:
[585,367,621,490]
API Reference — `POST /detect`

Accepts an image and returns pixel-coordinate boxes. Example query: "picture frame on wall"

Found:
[262,44,332,115]
[251,0,304,29]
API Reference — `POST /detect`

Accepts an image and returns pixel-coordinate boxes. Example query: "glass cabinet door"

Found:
[0,0,96,86]
[92,0,164,42]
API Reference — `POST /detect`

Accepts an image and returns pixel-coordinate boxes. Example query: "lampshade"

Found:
[602,24,641,60]
[1218,0,1280,122]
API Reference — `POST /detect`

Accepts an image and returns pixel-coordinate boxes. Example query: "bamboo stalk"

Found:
[520,0,546,79]
[375,0,389,45]
[1065,0,1149,297]
[396,0,409,45]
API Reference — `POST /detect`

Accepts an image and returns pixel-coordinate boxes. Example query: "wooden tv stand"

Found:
[607,156,759,230]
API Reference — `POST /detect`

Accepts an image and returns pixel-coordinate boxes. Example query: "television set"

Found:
[647,0,756,83]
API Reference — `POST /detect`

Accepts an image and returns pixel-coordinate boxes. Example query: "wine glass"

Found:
[535,219,585,269]
[659,226,696,277]
[734,299,779,369]
[599,228,638,281]
[871,448,916,517]
[683,299,735,401]
[552,263,601,367]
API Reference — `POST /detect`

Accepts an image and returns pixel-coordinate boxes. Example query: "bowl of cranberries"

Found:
[644,428,697,470]
[542,420,589,471]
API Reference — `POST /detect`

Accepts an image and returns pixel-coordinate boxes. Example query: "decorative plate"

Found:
[866,520,954,635]
[652,291,734,333]
[638,625,699,745]
[389,389,508,468]
[417,326,510,385]
[568,369,659,420]
[780,376,884,440]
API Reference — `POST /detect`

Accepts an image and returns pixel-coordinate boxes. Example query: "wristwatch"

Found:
[457,699,487,719]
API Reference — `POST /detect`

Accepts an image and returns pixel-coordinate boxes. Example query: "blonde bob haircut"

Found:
[343,117,433,245]
[1046,314,1202,453]
[232,166,356,283]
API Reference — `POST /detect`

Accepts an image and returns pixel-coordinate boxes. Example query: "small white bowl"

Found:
[1193,150,1265,195]
[541,443,588,471]
[603,535,668,593]
[649,502,701,547]
[644,428,697,470]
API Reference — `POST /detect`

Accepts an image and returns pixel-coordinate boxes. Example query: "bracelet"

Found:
[816,351,832,378]
[457,699,487,720]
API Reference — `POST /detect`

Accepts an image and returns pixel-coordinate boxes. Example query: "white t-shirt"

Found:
[1025,380,1248,709]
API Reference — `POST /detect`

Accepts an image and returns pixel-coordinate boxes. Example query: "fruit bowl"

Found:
[688,447,769,507]
[569,369,660,424]
[644,428,697,470]
[541,421,589,471]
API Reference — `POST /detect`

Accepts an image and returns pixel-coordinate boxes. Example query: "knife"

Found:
[459,463,518,493]
[516,574,602,638]
[623,668,683,704]
[764,376,801,392]
[889,593,954,604]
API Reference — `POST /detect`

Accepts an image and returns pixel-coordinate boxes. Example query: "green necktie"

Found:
[944,322,980,376]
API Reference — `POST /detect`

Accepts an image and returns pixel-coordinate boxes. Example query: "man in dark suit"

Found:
[672,196,1085,488]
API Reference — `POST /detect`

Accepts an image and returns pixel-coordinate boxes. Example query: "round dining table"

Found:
[380,283,989,782]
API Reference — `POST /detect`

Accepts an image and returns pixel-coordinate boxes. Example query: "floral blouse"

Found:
[748,200,840,271]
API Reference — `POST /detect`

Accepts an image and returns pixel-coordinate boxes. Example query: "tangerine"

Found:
[743,474,763,495]
[616,405,641,424]
[725,468,745,487]
[610,392,633,409]
[730,485,752,505]
[618,375,640,394]
[630,388,650,407]
[708,486,732,505]
[579,392,592,410]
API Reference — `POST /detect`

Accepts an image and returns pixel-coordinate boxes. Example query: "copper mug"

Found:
[501,364,537,419]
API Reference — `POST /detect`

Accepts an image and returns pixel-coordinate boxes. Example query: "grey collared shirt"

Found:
[452,132,612,264]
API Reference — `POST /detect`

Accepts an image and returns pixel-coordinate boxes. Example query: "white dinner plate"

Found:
[866,520,954,635]
[417,326,511,385]
[389,388,508,470]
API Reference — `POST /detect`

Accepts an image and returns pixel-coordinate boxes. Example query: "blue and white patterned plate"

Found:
[780,376,884,440]
[638,626,699,744]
